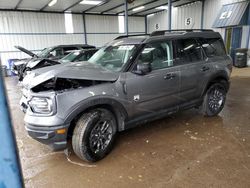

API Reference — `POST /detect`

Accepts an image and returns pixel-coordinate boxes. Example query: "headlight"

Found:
[28,97,53,114]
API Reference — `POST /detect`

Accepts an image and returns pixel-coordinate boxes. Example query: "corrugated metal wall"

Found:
[147,11,168,33]
[172,1,202,29]
[86,15,145,47]
[147,1,202,33]
[85,15,119,47]
[0,11,145,65]
[147,0,249,48]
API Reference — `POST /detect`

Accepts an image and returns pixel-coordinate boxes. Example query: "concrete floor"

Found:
[4,67,250,188]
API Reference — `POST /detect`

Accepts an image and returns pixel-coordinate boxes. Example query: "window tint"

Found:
[77,52,94,61]
[50,48,64,57]
[63,47,79,55]
[174,39,203,64]
[137,41,173,70]
[63,47,78,51]
[199,38,226,57]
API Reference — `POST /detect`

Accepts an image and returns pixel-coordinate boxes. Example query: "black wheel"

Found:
[72,108,117,162]
[201,83,227,116]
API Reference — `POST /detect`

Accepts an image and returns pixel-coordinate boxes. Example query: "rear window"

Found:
[199,38,226,57]
[174,39,203,65]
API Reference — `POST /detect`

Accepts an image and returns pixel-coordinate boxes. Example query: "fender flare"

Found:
[201,70,230,96]
[64,96,128,131]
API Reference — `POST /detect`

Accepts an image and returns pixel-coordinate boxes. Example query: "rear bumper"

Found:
[25,123,70,151]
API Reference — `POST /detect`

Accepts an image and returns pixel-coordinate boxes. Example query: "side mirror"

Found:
[133,62,152,75]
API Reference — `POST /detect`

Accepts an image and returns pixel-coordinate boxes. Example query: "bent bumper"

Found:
[25,123,70,151]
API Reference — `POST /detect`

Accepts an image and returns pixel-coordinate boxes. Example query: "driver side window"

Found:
[50,48,64,57]
[137,41,173,71]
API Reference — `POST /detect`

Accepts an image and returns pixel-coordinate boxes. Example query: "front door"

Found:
[125,41,180,119]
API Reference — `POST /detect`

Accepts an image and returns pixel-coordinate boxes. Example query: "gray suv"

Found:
[20,29,232,162]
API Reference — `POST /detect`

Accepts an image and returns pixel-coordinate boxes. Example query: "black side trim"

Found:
[64,97,128,131]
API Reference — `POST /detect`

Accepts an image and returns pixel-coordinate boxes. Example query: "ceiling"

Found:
[0,0,201,16]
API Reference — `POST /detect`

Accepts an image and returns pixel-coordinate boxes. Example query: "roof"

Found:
[51,44,96,48]
[212,1,249,28]
[113,30,222,44]
[112,36,149,45]
[0,0,201,16]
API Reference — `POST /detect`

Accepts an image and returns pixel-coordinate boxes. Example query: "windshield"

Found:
[88,44,136,72]
[60,51,80,63]
[36,47,53,58]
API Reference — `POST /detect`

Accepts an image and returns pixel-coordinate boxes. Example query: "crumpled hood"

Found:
[26,58,59,69]
[23,61,119,89]
[15,45,38,57]
[26,58,44,68]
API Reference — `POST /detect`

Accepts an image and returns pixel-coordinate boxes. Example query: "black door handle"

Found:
[164,73,175,80]
[201,66,210,72]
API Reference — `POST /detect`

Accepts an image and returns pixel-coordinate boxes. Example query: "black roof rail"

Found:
[150,29,214,36]
[115,34,150,40]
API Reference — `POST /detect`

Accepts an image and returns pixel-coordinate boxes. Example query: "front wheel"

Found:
[201,83,227,117]
[72,108,117,162]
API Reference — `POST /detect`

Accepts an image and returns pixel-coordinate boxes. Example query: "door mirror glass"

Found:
[133,62,152,75]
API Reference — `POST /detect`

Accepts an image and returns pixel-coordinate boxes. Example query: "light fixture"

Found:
[48,0,57,7]
[155,6,168,10]
[147,13,155,17]
[80,0,102,5]
[132,6,145,12]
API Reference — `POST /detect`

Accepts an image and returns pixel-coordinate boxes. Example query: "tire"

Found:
[72,108,117,162]
[201,82,227,117]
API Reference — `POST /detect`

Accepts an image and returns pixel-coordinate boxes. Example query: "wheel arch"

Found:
[202,71,230,97]
[65,97,128,138]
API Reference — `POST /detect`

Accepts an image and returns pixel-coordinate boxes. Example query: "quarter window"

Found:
[137,41,173,70]
[174,39,203,64]
[199,38,226,57]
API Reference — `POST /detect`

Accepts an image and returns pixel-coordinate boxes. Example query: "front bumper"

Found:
[20,90,70,151]
[25,123,70,151]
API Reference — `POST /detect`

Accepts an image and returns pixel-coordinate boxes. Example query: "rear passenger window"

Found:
[63,47,79,55]
[137,41,173,70]
[174,39,203,64]
[199,38,226,57]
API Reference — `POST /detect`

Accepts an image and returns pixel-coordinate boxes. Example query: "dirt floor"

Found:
[4,67,250,188]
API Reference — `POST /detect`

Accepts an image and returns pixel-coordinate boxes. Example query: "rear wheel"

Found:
[201,83,227,116]
[72,108,117,162]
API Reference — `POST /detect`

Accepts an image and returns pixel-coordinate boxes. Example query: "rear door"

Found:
[174,38,208,104]
[125,41,181,118]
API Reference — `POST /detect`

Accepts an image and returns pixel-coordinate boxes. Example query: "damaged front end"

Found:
[20,76,114,114]
[19,59,60,81]
[20,61,119,114]
[31,77,110,93]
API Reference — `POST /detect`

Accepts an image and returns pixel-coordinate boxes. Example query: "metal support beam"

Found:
[145,16,148,34]
[131,0,180,16]
[168,0,172,30]
[14,0,23,9]
[0,9,145,17]
[40,0,51,11]
[101,3,124,14]
[117,0,162,15]
[124,0,129,35]
[82,14,88,44]
[83,0,110,13]
[174,0,198,7]
[64,0,83,12]
[201,0,205,29]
